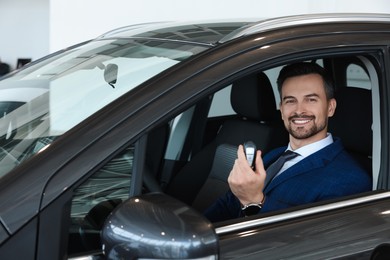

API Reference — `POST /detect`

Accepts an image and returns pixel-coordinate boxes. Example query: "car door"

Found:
[215,192,390,259]
[138,30,389,259]
[207,31,390,258]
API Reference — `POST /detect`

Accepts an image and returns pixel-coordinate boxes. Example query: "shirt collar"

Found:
[287,133,334,158]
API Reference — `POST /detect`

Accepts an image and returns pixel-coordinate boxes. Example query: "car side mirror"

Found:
[101,192,218,259]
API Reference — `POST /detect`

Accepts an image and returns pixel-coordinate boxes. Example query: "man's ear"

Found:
[328,98,337,117]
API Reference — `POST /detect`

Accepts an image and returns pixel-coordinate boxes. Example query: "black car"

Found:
[0,13,390,259]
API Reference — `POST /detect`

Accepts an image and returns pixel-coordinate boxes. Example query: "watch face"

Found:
[244,205,261,216]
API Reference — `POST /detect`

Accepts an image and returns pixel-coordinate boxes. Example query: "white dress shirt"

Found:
[275,133,334,177]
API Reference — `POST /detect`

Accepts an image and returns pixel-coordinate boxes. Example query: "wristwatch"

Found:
[241,203,262,216]
[241,196,265,216]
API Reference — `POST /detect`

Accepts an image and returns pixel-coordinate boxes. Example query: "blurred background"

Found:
[1,0,390,72]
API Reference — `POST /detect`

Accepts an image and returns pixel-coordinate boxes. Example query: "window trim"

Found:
[130,135,147,196]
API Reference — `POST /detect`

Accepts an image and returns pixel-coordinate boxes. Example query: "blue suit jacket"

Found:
[204,138,372,222]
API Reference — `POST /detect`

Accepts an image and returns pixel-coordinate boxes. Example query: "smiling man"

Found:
[204,62,372,222]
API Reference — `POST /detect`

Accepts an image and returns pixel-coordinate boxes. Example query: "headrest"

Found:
[329,86,372,155]
[231,72,277,121]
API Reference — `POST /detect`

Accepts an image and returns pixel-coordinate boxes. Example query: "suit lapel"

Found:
[264,138,344,193]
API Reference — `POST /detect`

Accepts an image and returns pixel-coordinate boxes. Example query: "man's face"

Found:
[279,73,336,148]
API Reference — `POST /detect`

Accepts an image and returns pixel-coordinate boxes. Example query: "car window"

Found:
[346,63,371,89]
[0,39,209,180]
[68,145,134,256]
[165,105,195,161]
[208,85,235,117]
[162,54,379,223]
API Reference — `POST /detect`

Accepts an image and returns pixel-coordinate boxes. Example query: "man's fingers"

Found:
[255,150,264,172]
[237,144,246,161]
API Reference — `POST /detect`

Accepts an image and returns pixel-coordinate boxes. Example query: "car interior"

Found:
[164,71,289,211]
[67,53,379,256]
[157,55,376,212]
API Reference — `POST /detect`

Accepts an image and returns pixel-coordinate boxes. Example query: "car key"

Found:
[243,141,257,169]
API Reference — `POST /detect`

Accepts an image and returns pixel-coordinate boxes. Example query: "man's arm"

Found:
[203,190,242,222]
[203,145,267,222]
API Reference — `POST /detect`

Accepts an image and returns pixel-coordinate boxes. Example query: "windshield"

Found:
[0,38,208,177]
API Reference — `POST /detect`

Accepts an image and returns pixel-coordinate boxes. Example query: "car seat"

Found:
[166,72,289,209]
[328,86,372,177]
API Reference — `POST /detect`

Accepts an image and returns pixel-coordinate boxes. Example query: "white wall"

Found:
[1,0,390,70]
[0,0,49,70]
[49,0,390,53]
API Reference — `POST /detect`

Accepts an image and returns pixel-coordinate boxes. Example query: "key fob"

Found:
[243,141,256,169]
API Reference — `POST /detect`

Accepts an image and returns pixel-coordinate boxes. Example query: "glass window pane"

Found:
[68,145,134,255]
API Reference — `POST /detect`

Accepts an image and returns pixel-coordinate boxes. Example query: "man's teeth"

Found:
[293,119,311,124]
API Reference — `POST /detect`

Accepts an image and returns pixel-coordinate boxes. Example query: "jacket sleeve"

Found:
[203,190,242,222]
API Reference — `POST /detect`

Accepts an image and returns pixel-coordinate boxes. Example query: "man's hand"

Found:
[228,145,266,206]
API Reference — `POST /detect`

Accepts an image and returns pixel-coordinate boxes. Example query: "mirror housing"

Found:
[104,63,118,88]
[101,193,218,259]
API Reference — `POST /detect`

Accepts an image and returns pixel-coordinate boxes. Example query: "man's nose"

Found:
[294,101,306,114]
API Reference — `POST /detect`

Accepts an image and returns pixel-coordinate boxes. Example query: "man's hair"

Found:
[277,62,335,100]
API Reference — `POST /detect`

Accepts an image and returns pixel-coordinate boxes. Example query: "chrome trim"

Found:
[215,191,390,235]
[220,13,390,43]
[68,252,103,260]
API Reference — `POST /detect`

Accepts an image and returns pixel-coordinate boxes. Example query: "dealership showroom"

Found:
[2,1,390,260]
[1,0,390,71]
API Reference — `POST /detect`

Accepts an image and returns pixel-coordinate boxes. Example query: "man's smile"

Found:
[289,115,315,126]
[292,118,313,125]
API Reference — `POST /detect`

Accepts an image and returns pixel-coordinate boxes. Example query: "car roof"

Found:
[96,20,253,46]
[97,13,390,45]
[220,13,390,42]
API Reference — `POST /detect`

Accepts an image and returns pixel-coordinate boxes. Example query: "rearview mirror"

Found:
[104,63,118,88]
[101,192,218,259]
